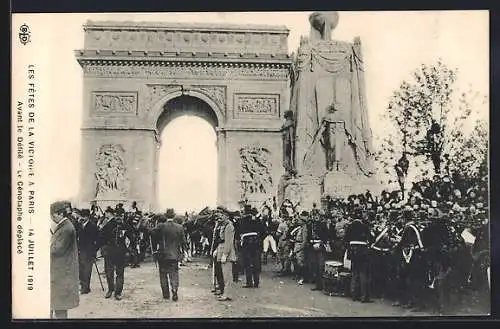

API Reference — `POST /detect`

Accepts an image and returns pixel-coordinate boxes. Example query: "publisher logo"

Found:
[19,24,31,45]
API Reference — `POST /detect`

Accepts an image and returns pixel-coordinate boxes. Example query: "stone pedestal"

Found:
[322,170,381,199]
[278,174,322,210]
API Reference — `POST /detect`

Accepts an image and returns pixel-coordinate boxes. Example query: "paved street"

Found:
[69,256,449,318]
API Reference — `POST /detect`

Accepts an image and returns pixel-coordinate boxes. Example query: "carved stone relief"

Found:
[82,64,289,81]
[142,84,180,114]
[93,92,138,115]
[142,84,226,117]
[95,144,128,198]
[234,94,279,119]
[191,85,226,110]
[239,145,273,198]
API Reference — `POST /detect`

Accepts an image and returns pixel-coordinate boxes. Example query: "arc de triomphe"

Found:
[75,21,292,211]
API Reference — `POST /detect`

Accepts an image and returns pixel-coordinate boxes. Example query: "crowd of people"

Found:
[50,173,490,317]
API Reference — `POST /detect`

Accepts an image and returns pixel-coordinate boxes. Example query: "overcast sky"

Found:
[17,11,488,212]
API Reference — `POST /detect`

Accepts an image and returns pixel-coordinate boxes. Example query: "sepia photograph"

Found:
[11,11,489,319]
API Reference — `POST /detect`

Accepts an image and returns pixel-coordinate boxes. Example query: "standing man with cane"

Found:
[76,209,99,294]
[214,211,237,301]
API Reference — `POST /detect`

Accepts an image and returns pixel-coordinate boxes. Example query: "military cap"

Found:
[50,201,71,215]
[105,206,114,214]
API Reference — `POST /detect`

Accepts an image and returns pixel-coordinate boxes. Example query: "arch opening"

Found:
[156,96,218,214]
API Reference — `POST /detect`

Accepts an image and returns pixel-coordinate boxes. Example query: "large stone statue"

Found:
[308,11,339,41]
[281,110,296,175]
[286,11,379,202]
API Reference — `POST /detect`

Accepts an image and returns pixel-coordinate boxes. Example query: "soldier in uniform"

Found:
[276,215,291,275]
[98,207,128,300]
[115,203,125,217]
[151,212,187,301]
[291,212,308,285]
[305,209,330,291]
[262,206,279,264]
[239,205,265,288]
[344,210,374,302]
[127,212,142,268]
[130,201,140,214]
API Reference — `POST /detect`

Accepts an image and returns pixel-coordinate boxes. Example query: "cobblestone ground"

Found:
[70,257,489,318]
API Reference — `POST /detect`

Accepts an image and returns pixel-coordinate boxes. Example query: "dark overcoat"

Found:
[51,218,80,310]
[152,220,187,261]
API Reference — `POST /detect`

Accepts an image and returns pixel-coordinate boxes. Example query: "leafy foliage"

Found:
[375,59,488,186]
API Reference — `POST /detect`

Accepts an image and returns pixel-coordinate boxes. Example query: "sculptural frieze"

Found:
[142,84,181,113]
[191,85,227,110]
[234,94,279,119]
[82,64,289,81]
[93,92,138,114]
[94,144,128,198]
[239,145,273,197]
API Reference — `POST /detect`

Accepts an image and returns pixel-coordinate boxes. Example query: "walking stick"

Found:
[93,258,105,292]
[150,235,158,269]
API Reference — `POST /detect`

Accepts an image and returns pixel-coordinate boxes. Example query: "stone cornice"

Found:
[76,53,292,69]
[81,126,283,133]
[75,48,290,62]
[84,20,290,34]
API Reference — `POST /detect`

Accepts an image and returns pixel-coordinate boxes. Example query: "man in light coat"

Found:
[50,201,80,319]
[214,211,237,301]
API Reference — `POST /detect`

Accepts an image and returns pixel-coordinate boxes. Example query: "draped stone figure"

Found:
[291,11,375,179]
[286,11,379,201]
[319,103,346,172]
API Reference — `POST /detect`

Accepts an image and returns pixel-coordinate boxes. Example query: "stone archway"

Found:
[76,21,292,211]
[153,95,220,211]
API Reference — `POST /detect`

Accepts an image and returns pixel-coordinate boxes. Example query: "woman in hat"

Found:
[50,201,79,319]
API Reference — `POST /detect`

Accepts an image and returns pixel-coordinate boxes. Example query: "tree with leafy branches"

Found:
[375,59,488,189]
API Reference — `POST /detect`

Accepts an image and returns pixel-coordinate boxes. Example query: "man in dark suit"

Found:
[76,208,99,294]
[98,207,128,300]
[151,211,187,301]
